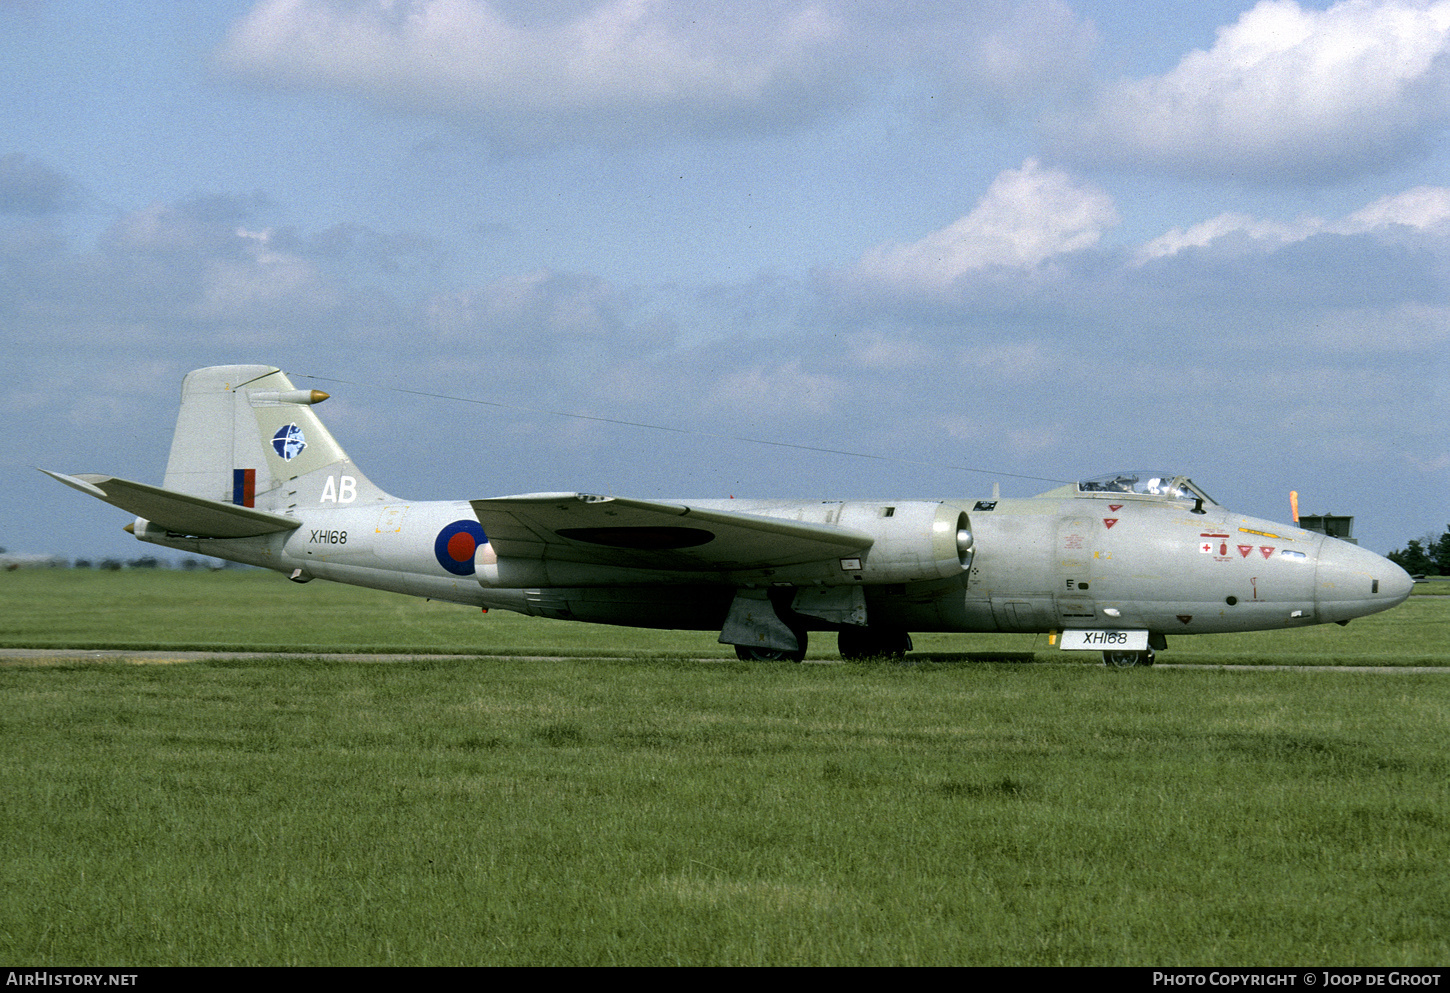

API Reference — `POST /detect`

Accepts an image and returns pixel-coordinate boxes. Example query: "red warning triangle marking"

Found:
[1260,546,1274,559]
[1103,518,1118,529]
[1238,545,1254,558]
[1108,504,1123,512]
[1177,615,1193,625]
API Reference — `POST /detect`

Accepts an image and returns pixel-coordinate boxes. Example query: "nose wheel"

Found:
[1103,648,1155,668]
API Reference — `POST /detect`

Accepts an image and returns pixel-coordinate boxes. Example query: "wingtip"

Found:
[40,468,108,498]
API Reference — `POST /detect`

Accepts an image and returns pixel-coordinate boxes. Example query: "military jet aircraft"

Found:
[44,364,1414,666]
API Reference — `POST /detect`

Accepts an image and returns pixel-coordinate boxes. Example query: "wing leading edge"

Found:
[41,470,300,539]
[470,493,872,572]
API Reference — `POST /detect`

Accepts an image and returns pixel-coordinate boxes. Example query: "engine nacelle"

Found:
[833,501,972,584]
[473,500,973,589]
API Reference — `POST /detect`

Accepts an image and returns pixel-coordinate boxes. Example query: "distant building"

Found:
[1299,514,1356,545]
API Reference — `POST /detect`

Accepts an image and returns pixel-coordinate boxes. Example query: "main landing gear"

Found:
[1102,648,1156,668]
[731,627,916,663]
[734,638,807,663]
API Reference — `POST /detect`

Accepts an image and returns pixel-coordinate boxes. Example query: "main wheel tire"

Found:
[1103,648,1155,668]
[734,639,807,663]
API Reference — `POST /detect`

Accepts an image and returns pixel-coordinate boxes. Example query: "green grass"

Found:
[0,567,721,657]
[1,569,1447,964]
[0,655,1446,965]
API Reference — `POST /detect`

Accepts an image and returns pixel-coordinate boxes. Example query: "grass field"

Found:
[1,570,1447,965]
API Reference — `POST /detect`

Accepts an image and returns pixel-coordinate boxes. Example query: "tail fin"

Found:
[163,365,393,509]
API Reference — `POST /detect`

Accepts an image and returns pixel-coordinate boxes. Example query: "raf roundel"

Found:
[434,520,488,576]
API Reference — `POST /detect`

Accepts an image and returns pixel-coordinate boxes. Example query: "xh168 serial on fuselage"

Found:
[46,365,1413,666]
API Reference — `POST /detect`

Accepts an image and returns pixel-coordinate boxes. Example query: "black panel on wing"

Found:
[470,493,872,571]
[556,526,715,550]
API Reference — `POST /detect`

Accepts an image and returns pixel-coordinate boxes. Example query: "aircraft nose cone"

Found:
[1382,560,1415,605]
[1314,539,1415,623]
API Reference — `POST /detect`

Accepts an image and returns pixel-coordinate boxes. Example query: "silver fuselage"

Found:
[135,485,1412,638]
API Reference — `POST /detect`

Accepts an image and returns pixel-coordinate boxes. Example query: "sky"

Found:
[3,0,1448,563]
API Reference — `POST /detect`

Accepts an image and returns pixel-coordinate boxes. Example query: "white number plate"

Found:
[1060,629,1148,651]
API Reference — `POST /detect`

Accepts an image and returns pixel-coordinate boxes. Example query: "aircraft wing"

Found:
[470,493,873,572]
[42,470,301,538]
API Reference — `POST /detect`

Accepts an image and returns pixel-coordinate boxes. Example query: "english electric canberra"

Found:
[46,365,1413,666]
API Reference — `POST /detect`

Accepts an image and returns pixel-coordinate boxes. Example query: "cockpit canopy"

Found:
[1077,472,1218,505]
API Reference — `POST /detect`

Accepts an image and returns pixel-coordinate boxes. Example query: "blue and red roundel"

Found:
[434,520,488,576]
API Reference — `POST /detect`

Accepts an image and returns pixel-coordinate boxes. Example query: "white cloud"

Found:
[217,1,1112,149]
[1136,213,1322,261]
[1056,0,1450,180]
[1343,185,1450,231]
[0,198,381,351]
[218,0,854,148]
[1138,184,1450,261]
[851,160,1118,292]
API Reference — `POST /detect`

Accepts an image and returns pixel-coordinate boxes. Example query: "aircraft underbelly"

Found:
[484,585,734,629]
[861,579,991,632]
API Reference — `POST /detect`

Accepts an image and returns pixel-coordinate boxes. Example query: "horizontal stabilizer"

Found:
[470,492,872,572]
[42,470,300,538]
